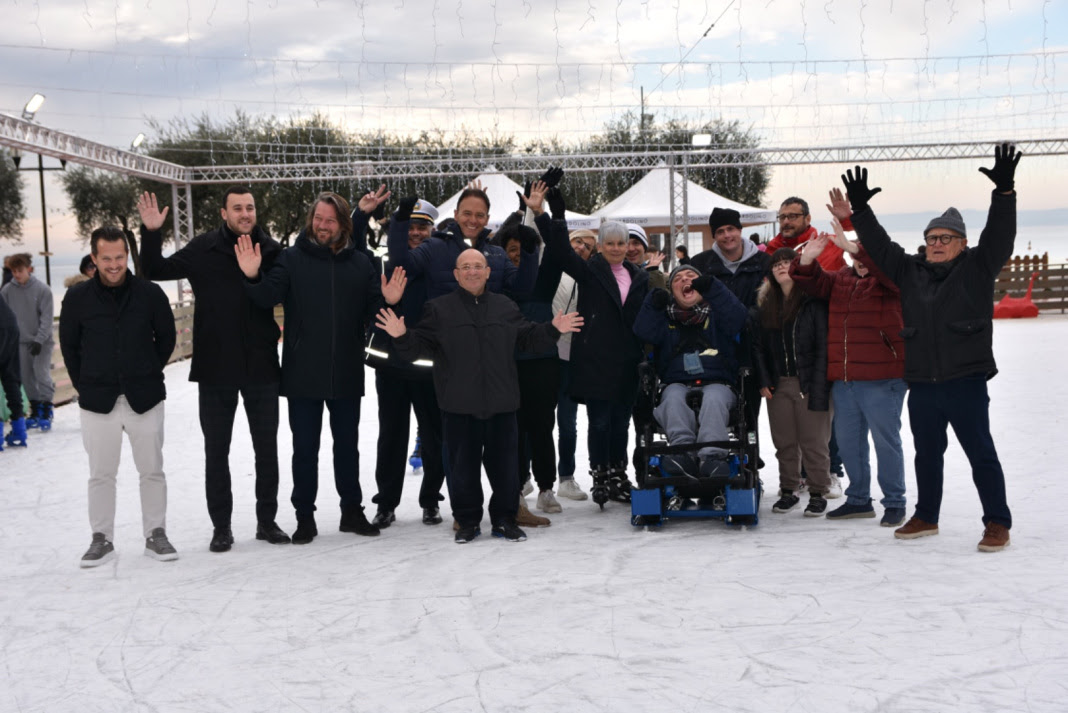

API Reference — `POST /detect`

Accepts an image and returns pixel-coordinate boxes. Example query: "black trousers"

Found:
[517,357,560,491]
[371,369,446,511]
[442,411,519,528]
[0,327,23,420]
[288,396,363,518]
[198,382,280,528]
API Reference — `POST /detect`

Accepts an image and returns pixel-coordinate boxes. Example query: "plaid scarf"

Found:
[666,301,711,326]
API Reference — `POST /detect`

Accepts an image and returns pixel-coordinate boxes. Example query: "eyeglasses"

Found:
[924,233,962,246]
[456,264,487,272]
[776,212,806,221]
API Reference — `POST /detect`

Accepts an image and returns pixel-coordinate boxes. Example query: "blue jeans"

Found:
[586,399,632,471]
[831,379,907,509]
[556,360,578,480]
[908,375,1011,528]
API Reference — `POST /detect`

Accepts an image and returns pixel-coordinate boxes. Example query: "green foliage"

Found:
[0,150,27,242]
[58,165,143,270]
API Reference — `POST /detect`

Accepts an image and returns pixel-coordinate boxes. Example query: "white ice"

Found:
[1,315,1066,712]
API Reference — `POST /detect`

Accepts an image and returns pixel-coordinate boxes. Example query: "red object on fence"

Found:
[994,271,1040,319]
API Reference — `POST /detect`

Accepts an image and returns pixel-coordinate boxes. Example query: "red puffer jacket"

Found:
[788,246,904,382]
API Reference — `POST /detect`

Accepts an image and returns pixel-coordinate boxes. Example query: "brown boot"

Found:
[517,497,551,528]
[977,523,1010,552]
[894,516,939,540]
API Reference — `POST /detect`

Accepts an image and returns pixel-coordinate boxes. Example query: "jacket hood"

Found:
[711,235,759,273]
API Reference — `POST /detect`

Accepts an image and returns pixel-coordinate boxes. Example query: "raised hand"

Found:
[381,266,407,305]
[649,288,671,311]
[358,184,392,215]
[840,166,882,212]
[799,232,830,265]
[690,274,713,294]
[234,234,262,278]
[828,217,859,255]
[467,178,485,192]
[539,166,564,188]
[395,196,418,222]
[552,310,584,334]
[375,307,407,338]
[978,142,1021,193]
[826,187,852,222]
[136,191,170,231]
[646,251,666,268]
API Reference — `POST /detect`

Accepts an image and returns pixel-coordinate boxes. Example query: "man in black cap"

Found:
[831,143,1021,552]
[692,208,771,308]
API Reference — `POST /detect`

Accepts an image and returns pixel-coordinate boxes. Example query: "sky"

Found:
[1,0,1065,257]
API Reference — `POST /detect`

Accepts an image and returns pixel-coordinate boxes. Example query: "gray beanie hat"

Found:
[668,264,701,286]
[924,207,967,239]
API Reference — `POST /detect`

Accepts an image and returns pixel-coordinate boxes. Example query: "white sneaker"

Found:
[557,478,588,501]
[826,476,844,499]
[537,489,563,513]
[522,480,534,497]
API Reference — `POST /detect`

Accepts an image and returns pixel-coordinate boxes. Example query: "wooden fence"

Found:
[995,255,1068,314]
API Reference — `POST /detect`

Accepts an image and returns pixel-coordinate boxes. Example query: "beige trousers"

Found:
[81,397,166,539]
[766,376,833,495]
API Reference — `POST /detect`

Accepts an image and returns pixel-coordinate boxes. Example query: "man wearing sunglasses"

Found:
[829,143,1021,553]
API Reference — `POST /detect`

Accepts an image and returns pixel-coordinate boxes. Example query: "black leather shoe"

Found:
[371,509,395,529]
[292,516,318,545]
[255,521,291,544]
[340,506,380,537]
[422,507,443,525]
[209,527,234,553]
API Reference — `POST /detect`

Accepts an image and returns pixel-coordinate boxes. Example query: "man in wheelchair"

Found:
[633,265,749,480]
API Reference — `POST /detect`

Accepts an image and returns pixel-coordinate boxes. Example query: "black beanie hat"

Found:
[709,207,743,234]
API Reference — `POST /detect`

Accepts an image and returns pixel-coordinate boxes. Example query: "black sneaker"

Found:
[660,453,697,478]
[454,525,481,544]
[805,493,828,517]
[772,491,800,513]
[340,506,381,537]
[292,516,318,545]
[145,527,179,561]
[422,507,443,525]
[255,521,291,544]
[209,527,234,553]
[491,521,528,542]
[372,509,396,529]
[80,532,115,568]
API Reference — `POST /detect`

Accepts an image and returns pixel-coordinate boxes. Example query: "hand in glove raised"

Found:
[978,143,1021,193]
[840,166,882,213]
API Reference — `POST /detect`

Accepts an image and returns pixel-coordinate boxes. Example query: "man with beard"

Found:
[766,196,846,272]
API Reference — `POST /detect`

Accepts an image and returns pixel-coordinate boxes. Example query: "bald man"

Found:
[376,249,582,544]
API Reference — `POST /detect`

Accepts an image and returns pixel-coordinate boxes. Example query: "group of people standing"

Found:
[32,143,1019,564]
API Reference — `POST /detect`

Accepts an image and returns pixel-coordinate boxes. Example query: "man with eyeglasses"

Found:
[375,249,583,544]
[830,143,1021,553]
[767,197,846,272]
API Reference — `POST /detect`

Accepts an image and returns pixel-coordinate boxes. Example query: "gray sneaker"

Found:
[144,527,179,562]
[80,532,115,568]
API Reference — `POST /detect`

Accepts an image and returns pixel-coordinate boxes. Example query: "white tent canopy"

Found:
[591,167,776,227]
[435,168,598,231]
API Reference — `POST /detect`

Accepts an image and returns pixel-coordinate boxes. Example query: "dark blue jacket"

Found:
[632,279,748,385]
[388,219,537,300]
[514,213,563,360]
[245,232,382,400]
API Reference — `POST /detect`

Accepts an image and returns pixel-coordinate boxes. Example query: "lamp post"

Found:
[12,93,64,286]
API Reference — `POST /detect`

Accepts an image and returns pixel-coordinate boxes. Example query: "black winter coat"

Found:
[393,288,560,419]
[544,219,650,404]
[59,273,176,415]
[851,191,1015,382]
[245,233,383,400]
[751,293,831,411]
[690,247,771,308]
[140,223,282,386]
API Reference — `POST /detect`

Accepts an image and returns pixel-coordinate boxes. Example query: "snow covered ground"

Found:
[2,314,1067,713]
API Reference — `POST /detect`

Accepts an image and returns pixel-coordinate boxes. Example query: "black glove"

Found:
[840,166,882,212]
[519,226,538,253]
[395,196,418,222]
[690,274,713,294]
[539,166,564,188]
[979,142,1021,193]
[29,342,42,356]
[649,288,671,311]
[546,187,567,221]
[516,184,531,214]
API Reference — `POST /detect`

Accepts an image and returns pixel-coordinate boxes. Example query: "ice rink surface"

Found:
[2,315,1066,712]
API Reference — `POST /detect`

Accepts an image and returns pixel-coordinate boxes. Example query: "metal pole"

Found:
[37,153,51,286]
